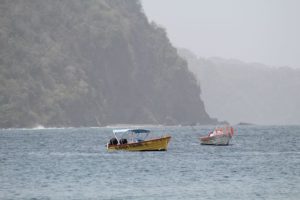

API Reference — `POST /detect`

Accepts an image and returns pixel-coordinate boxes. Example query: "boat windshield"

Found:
[113,129,150,142]
[209,126,234,137]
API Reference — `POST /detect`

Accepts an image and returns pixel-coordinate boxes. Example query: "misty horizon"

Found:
[179,48,300,126]
[142,0,300,69]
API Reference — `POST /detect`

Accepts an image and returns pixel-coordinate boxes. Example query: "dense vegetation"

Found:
[0,0,215,128]
[179,49,300,125]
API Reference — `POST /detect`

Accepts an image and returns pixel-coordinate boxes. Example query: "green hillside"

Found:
[0,0,215,128]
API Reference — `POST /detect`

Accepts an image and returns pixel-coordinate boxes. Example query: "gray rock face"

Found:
[0,0,214,128]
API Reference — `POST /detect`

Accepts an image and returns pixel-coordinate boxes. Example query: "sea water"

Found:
[0,126,299,199]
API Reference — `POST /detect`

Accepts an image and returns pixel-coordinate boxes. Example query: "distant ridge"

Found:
[179,48,300,125]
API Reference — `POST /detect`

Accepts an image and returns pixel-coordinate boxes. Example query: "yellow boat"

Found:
[106,129,171,151]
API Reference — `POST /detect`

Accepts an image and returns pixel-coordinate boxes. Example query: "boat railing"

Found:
[211,127,234,137]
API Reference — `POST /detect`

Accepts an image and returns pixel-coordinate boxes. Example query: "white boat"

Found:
[200,126,234,145]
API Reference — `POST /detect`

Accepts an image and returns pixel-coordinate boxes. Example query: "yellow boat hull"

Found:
[107,136,171,151]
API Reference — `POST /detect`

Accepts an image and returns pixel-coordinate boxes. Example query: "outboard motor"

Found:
[109,138,118,145]
[119,138,128,144]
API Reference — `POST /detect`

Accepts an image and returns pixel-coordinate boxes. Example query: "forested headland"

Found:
[0,0,215,128]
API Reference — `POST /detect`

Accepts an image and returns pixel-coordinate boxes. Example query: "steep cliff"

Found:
[0,0,215,128]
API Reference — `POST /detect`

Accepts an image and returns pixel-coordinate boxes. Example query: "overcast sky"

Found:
[142,0,300,68]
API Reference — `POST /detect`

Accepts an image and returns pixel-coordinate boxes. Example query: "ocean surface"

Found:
[0,125,299,200]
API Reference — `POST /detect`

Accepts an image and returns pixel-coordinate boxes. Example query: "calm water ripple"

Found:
[0,126,299,199]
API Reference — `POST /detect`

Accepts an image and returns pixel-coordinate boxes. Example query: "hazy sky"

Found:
[142,0,300,68]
